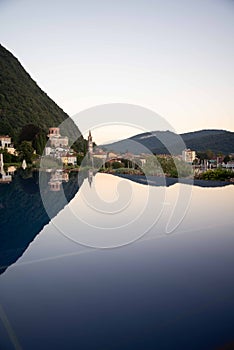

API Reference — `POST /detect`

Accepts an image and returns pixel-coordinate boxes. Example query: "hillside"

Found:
[180,130,234,154]
[0,44,82,147]
[102,129,234,155]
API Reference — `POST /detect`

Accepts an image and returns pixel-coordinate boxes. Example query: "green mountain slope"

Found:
[102,129,234,155]
[180,130,234,154]
[0,44,82,146]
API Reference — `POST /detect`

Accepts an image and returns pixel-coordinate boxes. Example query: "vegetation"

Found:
[17,141,35,163]
[197,168,233,181]
[105,161,125,169]
[181,130,234,155]
[0,148,18,163]
[142,155,193,178]
[0,44,85,155]
[97,155,193,178]
[0,44,67,135]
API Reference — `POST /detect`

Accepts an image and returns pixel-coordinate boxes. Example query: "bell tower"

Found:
[88,130,93,157]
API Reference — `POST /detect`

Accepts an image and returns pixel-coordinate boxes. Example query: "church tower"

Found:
[88,130,93,157]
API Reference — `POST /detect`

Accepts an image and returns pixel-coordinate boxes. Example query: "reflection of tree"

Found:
[0,170,81,275]
[40,156,62,170]
[17,166,33,179]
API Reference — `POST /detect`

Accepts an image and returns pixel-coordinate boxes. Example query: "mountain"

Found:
[0,44,82,146]
[101,129,234,155]
[180,130,234,154]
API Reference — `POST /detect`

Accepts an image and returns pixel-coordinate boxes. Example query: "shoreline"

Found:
[111,173,234,188]
[2,166,234,188]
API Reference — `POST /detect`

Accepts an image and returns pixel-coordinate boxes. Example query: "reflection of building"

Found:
[88,168,93,187]
[49,179,62,191]
[0,153,12,183]
[48,170,69,191]
[182,149,196,163]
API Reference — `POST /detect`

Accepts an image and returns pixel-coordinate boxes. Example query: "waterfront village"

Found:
[1,127,234,187]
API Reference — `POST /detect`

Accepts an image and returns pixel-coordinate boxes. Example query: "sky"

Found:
[0,0,234,143]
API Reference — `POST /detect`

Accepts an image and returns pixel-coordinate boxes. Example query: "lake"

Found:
[0,171,234,350]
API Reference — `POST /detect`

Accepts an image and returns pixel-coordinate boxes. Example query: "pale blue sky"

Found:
[0,0,234,142]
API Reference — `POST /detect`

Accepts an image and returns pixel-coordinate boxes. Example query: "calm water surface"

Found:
[0,172,234,350]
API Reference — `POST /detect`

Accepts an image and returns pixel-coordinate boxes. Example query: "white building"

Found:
[0,135,17,155]
[223,162,234,171]
[47,128,69,148]
[182,149,196,163]
[61,154,77,166]
[45,127,76,162]
[0,153,12,183]
[0,135,11,148]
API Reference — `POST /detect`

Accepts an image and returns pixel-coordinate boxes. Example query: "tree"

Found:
[223,155,231,164]
[33,131,47,155]
[111,161,124,169]
[206,149,214,160]
[0,149,18,164]
[17,141,34,163]
[201,168,233,181]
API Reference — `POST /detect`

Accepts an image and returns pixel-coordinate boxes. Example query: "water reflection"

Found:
[0,168,82,275]
[48,169,69,192]
[0,154,12,183]
[88,168,93,187]
[1,168,233,274]
[0,173,234,350]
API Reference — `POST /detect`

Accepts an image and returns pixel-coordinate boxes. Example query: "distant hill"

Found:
[101,129,234,155]
[0,44,82,148]
[180,130,234,154]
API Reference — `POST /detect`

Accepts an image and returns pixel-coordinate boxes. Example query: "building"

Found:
[0,153,12,183]
[93,147,107,161]
[0,135,11,148]
[0,135,17,155]
[88,130,93,157]
[223,162,234,171]
[47,127,69,148]
[45,127,77,162]
[107,152,119,160]
[61,154,77,166]
[133,155,146,167]
[182,149,196,163]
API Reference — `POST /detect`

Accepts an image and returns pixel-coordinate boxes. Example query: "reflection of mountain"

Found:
[0,170,81,275]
